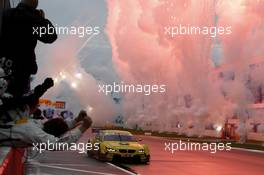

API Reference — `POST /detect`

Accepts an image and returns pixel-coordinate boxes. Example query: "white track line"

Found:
[146,135,264,154]
[29,163,119,175]
[232,147,264,154]
[42,163,92,167]
[107,163,139,175]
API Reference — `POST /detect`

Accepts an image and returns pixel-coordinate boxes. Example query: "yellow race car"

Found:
[87,130,150,163]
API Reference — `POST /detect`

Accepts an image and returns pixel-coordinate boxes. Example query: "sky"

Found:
[28,0,121,122]
[37,0,117,84]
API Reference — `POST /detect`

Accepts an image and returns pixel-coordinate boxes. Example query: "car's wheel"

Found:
[142,160,150,165]
[98,152,107,161]
[95,148,106,161]
[141,155,150,164]
[87,150,93,157]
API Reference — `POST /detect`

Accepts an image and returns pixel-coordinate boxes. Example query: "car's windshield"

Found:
[104,134,136,142]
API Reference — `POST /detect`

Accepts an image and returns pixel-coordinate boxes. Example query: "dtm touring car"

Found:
[87,130,150,163]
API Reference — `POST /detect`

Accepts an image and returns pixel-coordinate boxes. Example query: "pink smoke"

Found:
[34,35,118,125]
[106,0,264,135]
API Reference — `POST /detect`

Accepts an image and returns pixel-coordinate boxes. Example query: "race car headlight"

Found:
[106,147,116,152]
[138,149,145,153]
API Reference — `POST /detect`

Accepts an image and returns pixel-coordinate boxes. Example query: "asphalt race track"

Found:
[25,130,133,175]
[25,131,264,175]
[128,136,264,175]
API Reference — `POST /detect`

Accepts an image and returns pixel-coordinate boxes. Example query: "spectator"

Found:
[1,0,57,97]
[0,77,54,124]
[0,110,93,147]
[33,108,44,120]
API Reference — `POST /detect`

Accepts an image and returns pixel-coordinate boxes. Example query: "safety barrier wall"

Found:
[0,148,24,175]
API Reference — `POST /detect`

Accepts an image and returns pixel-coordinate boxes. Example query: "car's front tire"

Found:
[96,148,108,162]
[141,155,150,164]
[87,150,93,157]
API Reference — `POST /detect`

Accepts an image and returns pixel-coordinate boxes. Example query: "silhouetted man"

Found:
[0,77,54,123]
[1,0,57,97]
[0,110,93,147]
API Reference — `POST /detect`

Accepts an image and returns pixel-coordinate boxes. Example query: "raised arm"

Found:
[32,9,57,43]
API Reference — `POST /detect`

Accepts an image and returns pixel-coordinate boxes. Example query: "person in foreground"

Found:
[0,110,93,147]
[1,0,57,97]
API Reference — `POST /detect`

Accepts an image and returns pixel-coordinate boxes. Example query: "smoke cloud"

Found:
[106,0,264,137]
[33,34,119,125]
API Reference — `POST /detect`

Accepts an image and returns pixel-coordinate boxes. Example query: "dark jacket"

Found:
[1,3,57,73]
[0,3,57,96]
[0,78,54,123]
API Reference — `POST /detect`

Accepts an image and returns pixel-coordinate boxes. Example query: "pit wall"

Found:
[0,148,25,175]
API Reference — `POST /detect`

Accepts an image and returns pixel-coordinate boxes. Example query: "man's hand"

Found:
[82,117,93,128]
[43,78,54,89]
[79,116,93,133]
[75,110,87,123]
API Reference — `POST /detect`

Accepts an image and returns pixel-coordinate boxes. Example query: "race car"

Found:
[87,130,150,163]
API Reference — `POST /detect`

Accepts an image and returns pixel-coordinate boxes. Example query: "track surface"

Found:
[25,130,132,175]
[25,131,264,175]
[129,136,264,175]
